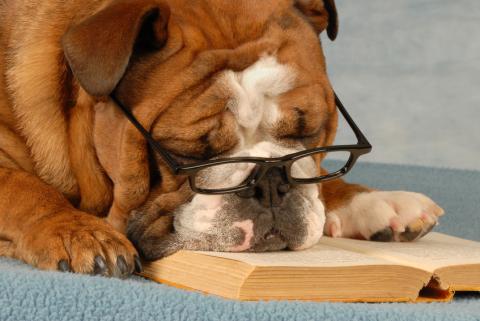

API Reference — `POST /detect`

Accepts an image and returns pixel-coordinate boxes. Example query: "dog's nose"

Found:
[237,167,290,208]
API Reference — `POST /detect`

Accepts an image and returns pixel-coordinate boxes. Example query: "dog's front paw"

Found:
[325,191,444,242]
[17,210,140,277]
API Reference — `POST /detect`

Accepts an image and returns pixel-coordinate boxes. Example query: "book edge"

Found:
[139,233,480,302]
[141,251,256,299]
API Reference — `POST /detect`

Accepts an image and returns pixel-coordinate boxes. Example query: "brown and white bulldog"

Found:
[0,0,444,277]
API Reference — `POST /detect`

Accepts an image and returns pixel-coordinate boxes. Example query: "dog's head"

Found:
[62,0,339,257]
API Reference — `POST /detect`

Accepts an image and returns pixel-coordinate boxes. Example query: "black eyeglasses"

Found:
[110,92,372,195]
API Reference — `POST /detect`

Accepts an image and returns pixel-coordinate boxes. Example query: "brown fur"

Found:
[0,0,372,274]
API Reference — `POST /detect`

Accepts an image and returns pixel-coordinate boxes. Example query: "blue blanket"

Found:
[1,162,479,321]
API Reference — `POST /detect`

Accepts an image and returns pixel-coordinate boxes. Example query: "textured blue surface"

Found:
[1,162,479,321]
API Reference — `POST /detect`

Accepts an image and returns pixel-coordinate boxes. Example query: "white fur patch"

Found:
[292,190,325,251]
[223,55,295,148]
[175,194,225,234]
[325,191,445,240]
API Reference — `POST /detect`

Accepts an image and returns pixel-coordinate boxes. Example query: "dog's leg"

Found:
[0,167,140,276]
[321,177,444,242]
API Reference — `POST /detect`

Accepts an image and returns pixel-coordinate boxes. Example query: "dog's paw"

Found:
[324,191,444,242]
[18,210,140,277]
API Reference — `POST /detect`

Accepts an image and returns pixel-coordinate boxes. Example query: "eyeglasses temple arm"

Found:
[109,95,182,173]
[333,92,372,148]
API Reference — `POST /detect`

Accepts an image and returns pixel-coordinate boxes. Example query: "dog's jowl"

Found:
[0,0,444,276]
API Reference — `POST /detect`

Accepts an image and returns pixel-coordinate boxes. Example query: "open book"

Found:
[140,233,480,302]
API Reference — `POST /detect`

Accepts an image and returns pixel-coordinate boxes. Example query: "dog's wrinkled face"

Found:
[63,0,339,257]
[169,55,328,253]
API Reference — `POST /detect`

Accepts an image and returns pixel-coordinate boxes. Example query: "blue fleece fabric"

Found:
[1,162,479,321]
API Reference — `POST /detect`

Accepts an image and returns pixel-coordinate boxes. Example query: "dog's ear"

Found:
[294,0,338,41]
[62,0,170,97]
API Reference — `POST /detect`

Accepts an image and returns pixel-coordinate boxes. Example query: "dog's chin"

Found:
[172,184,326,253]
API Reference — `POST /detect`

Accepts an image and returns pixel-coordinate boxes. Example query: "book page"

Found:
[321,233,480,272]
[196,243,398,267]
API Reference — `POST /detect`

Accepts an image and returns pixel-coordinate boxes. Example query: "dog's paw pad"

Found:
[398,226,423,242]
[399,216,437,242]
[369,227,394,242]
[370,216,437,242]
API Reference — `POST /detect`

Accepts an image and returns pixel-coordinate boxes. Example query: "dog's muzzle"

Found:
[236,166,291,208]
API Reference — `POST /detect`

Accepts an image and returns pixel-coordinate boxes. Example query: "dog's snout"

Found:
[237,167,290,208]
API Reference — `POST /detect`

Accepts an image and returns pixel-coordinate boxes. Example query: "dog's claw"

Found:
[134,255,143,273]
[58,260,71,272]
[420,223,436,238]
[117,255,128,276]
[399,225,424,242]
[93,255,108,275]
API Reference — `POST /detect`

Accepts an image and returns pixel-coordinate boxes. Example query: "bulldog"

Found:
[0,0,444,277]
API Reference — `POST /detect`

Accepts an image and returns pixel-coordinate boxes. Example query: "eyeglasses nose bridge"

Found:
[251,164,289,186]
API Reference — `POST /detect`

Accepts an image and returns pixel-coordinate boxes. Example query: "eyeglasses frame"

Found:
[110,92,372,195]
